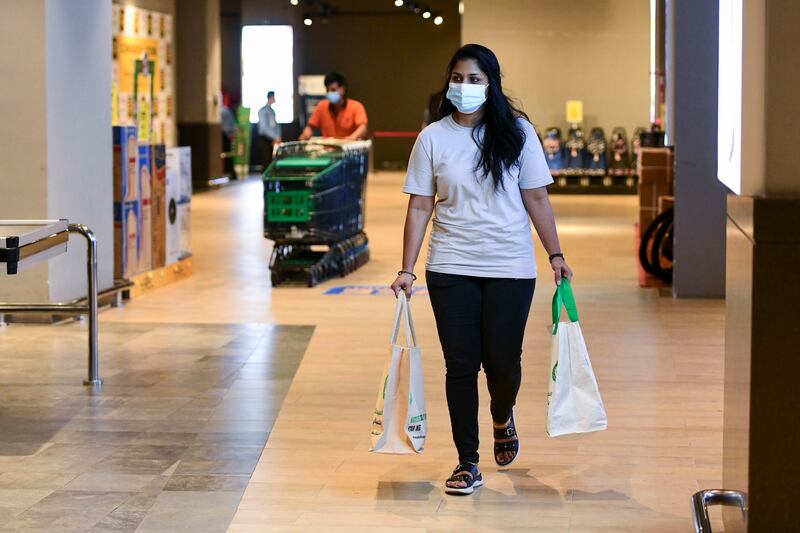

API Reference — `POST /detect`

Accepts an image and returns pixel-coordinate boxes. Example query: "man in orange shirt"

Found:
[299,72,369,140]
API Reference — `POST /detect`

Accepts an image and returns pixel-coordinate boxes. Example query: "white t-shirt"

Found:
[403,115,553,278]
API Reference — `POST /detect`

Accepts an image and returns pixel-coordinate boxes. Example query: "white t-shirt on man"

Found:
[403,114,553,279]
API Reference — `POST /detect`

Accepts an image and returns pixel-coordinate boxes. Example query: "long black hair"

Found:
[437,44,529,190]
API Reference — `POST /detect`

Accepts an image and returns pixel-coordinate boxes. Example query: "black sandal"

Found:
[494,411,520,467]
[444,463,484,495]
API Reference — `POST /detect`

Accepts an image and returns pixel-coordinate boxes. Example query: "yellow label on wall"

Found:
[112,82,119,126]
[566,100,584,124]
[137,97,151,143]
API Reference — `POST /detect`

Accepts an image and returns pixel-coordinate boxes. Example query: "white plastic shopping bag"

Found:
[546,279,608,437]
[370,293,427,454]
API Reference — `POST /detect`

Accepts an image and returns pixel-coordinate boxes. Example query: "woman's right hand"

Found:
[390,272,415,299]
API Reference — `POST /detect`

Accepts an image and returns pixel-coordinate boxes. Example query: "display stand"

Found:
[0,220,102,386]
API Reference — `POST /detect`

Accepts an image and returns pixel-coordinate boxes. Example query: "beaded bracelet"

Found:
[398,270,417,281]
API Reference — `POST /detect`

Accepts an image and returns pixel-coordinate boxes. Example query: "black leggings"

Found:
[426,270,536,465]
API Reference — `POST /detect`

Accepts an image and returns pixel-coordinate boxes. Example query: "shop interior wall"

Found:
[462,0,650,135]
[300,0,460,167]
[230,0,459,166]
[671,0,726,298]
[45,0,114,302]
[0,0,113,302]
[235,0,304,141]
[220,0,241,108]
[0,0,50,300]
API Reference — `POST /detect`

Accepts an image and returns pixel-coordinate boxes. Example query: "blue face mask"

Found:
[326,91,341,104]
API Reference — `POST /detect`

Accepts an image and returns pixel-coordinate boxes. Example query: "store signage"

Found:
[566,100,584,124]
[323,285,428,296]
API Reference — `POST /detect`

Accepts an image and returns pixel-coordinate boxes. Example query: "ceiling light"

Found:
[434,15,443,25]
[304,17,313,25]
[394,0,404,6]
[422,10,431,18]
[290,0,299,5]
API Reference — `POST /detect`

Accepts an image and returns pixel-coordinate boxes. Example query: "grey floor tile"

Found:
[0,321,312,531]
[133,491,243,533]
[163,475,249,492]
[63,473,158,492]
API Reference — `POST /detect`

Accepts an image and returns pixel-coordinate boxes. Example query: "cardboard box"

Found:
[151,144,167,268]
[138,144,152,273]
[113,126,140,279]
[176,146,192,258]
[113,126,139,203]
[112,199,141,280]
[165,147,181,265]
[638,147,674,230]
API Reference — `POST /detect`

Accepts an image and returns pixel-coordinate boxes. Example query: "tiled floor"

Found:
[0,174,727,532]
[0,322,312,531]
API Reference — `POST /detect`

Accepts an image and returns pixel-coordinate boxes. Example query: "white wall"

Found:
[0,0,51,300]
[46,0,113,302]
[462,0,650,134]
[0,0,113,302]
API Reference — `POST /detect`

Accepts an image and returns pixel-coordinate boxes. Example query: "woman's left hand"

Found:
[551,257,574,285]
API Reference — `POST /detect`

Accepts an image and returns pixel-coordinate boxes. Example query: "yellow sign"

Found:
[566,100,584,124]
[117,36,160,103]
[137,97,151,143]
[112,82,119,126]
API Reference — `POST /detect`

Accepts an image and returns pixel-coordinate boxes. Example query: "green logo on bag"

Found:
[551,362,558,382]
[409,413,427,423]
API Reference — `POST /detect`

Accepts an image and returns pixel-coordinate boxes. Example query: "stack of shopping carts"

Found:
[263,139,371,287]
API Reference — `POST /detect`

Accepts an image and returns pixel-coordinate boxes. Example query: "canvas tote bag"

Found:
[546,279,608,437]
[370,293,427,454]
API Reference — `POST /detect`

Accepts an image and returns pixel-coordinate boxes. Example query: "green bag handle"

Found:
[551,278,579,334]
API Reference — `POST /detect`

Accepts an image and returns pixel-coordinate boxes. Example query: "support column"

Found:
[175,0,223,187]
[0,0,113,302]
[723,0,800,531]
[671,0,728,298]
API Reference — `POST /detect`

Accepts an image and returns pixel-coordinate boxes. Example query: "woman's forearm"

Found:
[402,200,433,272]
[522,189,562,256]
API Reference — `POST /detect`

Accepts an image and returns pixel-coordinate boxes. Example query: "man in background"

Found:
[299,72,368,140]
[220,91,236,175]
[257,91,281,169]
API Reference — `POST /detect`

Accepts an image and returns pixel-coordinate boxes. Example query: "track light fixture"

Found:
[433,14,443,25]
[290,0,299,5]
[303,16,313,25]
[422,9,431,19]
[394,0,404,6]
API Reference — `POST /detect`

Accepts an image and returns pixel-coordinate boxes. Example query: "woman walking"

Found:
[390,44,573,495]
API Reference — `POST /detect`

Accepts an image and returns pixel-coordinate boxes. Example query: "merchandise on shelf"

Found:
[586,127,607,175]
[151,144,167,268]
[138,144,153,273]
[564,126,587,171]
[608,127,631,174]
[542,127,565,172]
[113,125,141,279]
[165,146,192,265]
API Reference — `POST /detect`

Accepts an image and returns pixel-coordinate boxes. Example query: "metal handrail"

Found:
[0,224,101,386]
[692,489,747,532]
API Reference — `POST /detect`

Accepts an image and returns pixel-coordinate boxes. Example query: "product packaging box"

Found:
[138,144,153,273]
[151,144,167,269]
[165,147,182,265]
[113,126,141,279]
[176,146,192,259]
